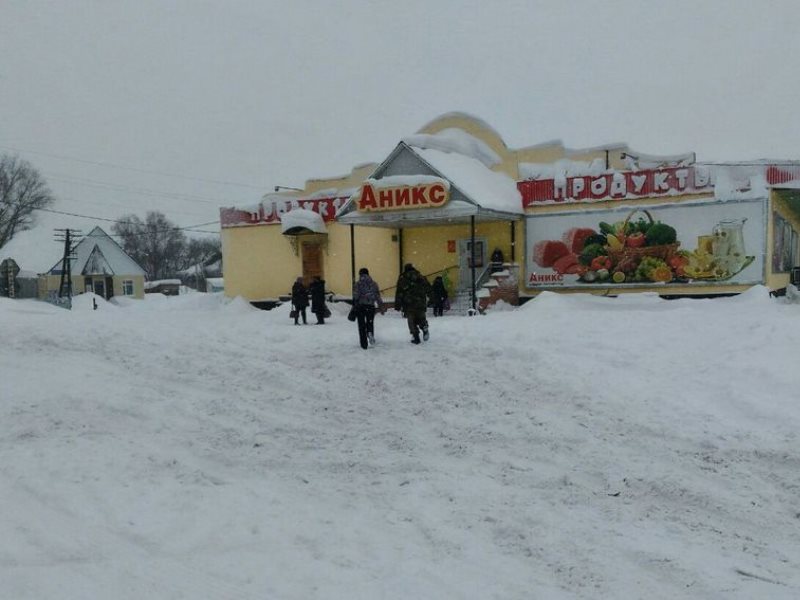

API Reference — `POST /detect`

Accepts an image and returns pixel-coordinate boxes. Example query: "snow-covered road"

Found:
[1,289,799,599]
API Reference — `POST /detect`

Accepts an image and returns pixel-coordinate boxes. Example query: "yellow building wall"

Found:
[328,224,397,298]
[400,221,517,290]
[222,225,298,301]
[222,222,397,301]
[112,275,144,299]
[39,274,145,299]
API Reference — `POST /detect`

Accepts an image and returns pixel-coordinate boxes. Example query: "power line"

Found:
[0,143,268,190]
[0,200,219,237]
[54,192,216,221]
[31,205,220,235]
[42,171,231,205]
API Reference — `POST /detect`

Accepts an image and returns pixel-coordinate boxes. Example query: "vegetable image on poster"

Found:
[526,200,765,288]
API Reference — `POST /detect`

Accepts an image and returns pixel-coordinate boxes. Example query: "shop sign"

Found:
[357,182,449,212]
[525,199,765,289]
[220,197,346,227]
[519,166,712,206]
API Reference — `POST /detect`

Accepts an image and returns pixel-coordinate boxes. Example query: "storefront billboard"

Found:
[519,166,712,206]
[525,199,765,289]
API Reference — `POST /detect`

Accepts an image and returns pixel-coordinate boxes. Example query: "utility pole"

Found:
[54,228,81,308]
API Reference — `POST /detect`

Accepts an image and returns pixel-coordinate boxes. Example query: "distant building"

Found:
[178,252,223,291]
[42,226,146,300]
[144,279,181,296]
[205,277,224,293]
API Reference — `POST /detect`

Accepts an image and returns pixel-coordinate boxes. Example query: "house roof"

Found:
[336,138,523,228]
[48,226,146,276]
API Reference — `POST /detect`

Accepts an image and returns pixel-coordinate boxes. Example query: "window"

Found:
[122,280,134,296]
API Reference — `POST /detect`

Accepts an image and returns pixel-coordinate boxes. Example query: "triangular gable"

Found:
[48,226,146,276]
[82,245,114,275]
[337,142,521,227]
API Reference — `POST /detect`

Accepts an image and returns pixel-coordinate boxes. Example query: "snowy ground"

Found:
[1,288,799,599]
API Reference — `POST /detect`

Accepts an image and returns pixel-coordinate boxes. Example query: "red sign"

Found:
[220,197,346,227]
[357,182,449,212]
[518,166,712,206]
[766,165,800,185]
[447,240,456,253]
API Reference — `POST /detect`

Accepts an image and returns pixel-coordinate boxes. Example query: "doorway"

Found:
[93,278,105,298]
[457,237,487,288]
[301,241,324,285]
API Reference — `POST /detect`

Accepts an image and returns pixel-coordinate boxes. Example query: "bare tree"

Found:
[112,211,187,280]
[0,154,55,249]
[180,236,221,290]
[183,237,221,271]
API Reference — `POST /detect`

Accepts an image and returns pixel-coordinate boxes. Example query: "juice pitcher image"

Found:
[712,218,747,273]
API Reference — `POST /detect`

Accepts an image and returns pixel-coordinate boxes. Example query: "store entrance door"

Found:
[457,237,487,288]
[302,241,324,285]
[93,278,106,299]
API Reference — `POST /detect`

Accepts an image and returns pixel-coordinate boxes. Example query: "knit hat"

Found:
[404,263,414,272]
[359,267,369,275]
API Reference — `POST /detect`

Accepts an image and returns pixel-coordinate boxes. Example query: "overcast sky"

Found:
[2,1,799,267]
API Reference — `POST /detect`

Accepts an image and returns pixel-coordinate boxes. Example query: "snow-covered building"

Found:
[144,279,182,296]
[42,226,146,300]
[221,113,800,308]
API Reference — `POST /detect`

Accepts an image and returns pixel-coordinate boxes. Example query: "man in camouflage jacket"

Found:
[394,263,431,344]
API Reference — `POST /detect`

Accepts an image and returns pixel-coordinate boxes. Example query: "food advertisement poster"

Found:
[526,200,765,288]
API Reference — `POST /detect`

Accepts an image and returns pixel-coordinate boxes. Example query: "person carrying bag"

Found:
[290,277,308,325]
[351,267,385,349]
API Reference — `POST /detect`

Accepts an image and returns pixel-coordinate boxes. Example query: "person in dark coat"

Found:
[352,267,384,349]
[291,276,308,325]
[490,247,504,273]
[394,263,431,344]
[309,276,327,324]
[429,275,448,317]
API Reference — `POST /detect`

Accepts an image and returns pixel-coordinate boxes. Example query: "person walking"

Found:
[352,267,384,349]
[429,275,448,317]
[309,276,327,324]
[394,263,431,344]
[291,276,308,325]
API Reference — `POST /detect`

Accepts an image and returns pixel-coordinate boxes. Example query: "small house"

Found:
[42,226,146,300]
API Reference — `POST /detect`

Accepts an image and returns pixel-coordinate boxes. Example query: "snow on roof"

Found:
[519,158,607,180]
[410,145,523,214]
[710,164,771,201]
[280,208,327,234]
[403,127,502,168]
[144,279,181,289]
[48,226,146,277]
[364,175,450,189]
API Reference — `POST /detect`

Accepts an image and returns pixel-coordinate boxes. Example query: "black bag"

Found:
[290,309,298,319]
[324,305,332,318]
[347,306,357,322]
